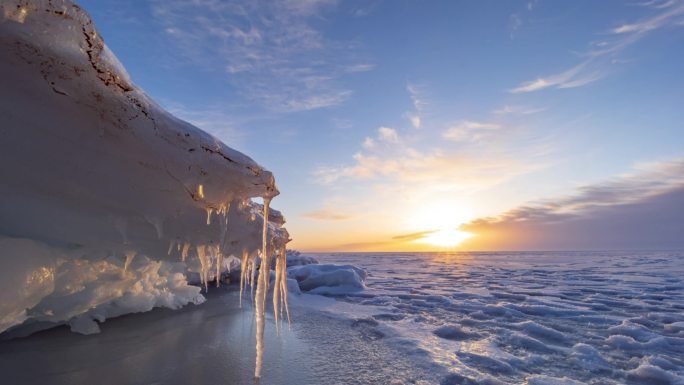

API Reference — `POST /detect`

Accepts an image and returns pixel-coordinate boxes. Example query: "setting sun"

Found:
[414,228,474,247]
[406,203,475,248]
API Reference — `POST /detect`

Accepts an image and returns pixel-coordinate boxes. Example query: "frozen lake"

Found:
[314,251,684,385]
[2,251,683,384]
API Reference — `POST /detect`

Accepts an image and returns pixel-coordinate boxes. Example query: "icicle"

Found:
[197,245,208,292]
[254,197,271,379]
[250,258,257,300]
[273,247,282,333]
[216,253,221,288]
[123,251,136,276]
[206,207,213,225]
[219,206,228,248]
[167,239,176,255]
[239,249,249,307]
[181,242,190,262]
[280,248,291,326]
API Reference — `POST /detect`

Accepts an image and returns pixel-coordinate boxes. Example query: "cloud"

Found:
[312,136,541,190]
[302,208,353,221]
[407,114,421,129]
[634,0,678,9]
[460,158,684,250]
[392,230,437,241]
[443,121,501,142]
[511,61,603,93]
[150,0,368,112]
[511,2,684,93]
[509,13,523,33]
[406,83,428,111]
[404,85,424,130]
[164,102,246,146]
[493,105,545,115]
[378,126,399,143]
[613,2,684,33]
[344,63,375,73]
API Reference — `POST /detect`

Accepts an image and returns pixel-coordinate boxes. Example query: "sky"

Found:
[79,0,684,252]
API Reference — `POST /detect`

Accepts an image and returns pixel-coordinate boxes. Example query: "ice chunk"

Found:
[288,264,367,294]
[0,0,290,377]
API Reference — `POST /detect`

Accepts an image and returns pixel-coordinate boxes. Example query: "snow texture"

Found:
[307,252,684,385]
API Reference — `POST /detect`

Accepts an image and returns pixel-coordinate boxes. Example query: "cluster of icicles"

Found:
[157,198,288,379]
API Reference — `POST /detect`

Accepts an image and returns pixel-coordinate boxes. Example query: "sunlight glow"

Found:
[415,229,474,247]
[407,202,475,248]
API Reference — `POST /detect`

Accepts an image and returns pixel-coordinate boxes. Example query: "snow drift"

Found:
[0,0,289,356]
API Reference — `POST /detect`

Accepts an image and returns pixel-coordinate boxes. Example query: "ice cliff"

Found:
[0,1,290,373]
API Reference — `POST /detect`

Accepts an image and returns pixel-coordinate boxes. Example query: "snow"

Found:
[300,251,684,385]
[1,0,289,377]
[433,325,481,341]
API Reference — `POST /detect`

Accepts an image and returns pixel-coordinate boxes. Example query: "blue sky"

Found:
[80,0,684,251]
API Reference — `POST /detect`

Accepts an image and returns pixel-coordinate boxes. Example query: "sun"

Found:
[416,228,474,247]
[406,202,475,248]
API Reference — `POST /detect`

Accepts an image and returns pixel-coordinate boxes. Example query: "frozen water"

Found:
[288,264,367,294]
[305,251,684,385]
[0,289,442,385]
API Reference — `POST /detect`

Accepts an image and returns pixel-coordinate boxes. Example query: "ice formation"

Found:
[0,0,290,378]
[287,263,367,294]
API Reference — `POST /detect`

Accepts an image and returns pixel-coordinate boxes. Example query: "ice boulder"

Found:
[287,264,367,295]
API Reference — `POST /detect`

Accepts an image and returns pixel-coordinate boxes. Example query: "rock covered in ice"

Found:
[287,264,367,295]
[0,0,289,336]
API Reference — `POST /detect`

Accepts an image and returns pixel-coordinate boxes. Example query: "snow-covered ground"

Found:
[2,252,683,384]
[305,252,684,385]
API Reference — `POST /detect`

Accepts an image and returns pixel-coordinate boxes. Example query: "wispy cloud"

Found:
[378,126,400,143]
[406,83,428,112]
[150,0,370,112]
[164,102,246,146]
[493,105,545,115]
[613,1,684,33]
[302,208,353,221]
[511,1,684,93]
[313,127,542,192]
[511,61,603,93]
[443,121,501,142]
[406,113,422,129]
[392,230,437,241]
[461,158,684,250]
[404,83,426,130]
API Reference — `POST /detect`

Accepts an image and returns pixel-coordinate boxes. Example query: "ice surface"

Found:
[304,251,684,385]
[0,289,446,385]
[0,4,290,379]
[287,264,367,295]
